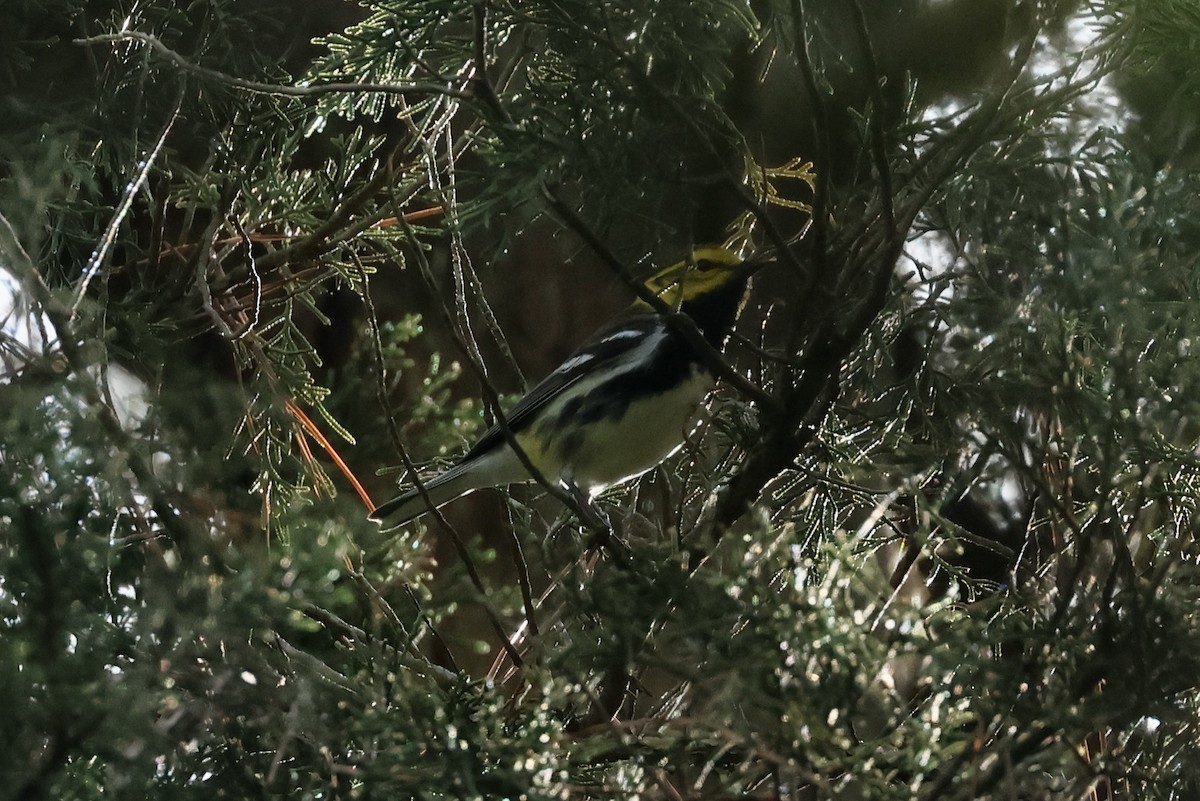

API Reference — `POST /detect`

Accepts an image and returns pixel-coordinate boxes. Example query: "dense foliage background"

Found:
[3,1,1200,798]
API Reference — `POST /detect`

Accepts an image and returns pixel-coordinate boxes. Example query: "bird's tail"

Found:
[368,461,485,525]
[369,445,532,525]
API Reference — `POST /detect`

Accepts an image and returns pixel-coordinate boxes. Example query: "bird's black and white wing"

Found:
[463,313,663,459]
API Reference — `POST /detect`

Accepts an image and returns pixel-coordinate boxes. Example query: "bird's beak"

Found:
[740,250,779,276]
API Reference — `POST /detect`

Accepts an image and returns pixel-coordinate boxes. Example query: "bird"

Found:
[370,245,770,527]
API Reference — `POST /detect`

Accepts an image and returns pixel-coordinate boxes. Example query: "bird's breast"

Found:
[523,329,716,494]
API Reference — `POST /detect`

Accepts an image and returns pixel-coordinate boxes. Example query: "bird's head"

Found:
[635,245,776,344]
[640,245,772,310]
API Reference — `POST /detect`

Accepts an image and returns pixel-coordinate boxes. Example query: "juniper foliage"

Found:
[2,1,1199,799]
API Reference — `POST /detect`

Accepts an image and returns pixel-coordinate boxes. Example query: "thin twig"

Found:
[76,31,471,100]
[359,259,523,668]
[253,143,412,273]
[73,86,183,318]
[790,0,832,290]
[848,0,896,237]
[505,504,540,638]
[403,583,464,676]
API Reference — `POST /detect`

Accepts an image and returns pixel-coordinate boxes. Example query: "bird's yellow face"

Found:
[639,246,747,310]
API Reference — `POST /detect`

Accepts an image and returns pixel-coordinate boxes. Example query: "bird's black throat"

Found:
[679,277,750,347]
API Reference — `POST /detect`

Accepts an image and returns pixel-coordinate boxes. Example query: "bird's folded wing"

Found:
[463,313,661,459]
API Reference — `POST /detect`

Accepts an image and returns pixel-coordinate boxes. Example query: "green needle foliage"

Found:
[3,0,1200,799]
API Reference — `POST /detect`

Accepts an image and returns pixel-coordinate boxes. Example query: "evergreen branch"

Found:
[520,5,812,282]
[297,601,459,688]
[0,212,199,546]
[249,121,468,282]
[703,8,1049,544]
[252,147,418,273]
[75,31,472,100]
[271,632,359,694]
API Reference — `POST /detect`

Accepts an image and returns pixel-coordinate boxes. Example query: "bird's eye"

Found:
[695,260,715,271]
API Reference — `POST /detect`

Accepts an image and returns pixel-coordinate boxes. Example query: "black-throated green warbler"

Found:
[370,245,770,526]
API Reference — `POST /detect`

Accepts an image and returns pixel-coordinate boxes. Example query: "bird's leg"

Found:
[564,480,610,532]
[564,481,631,564]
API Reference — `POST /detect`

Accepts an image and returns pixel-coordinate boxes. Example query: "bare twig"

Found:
[403,583,463,676]
[505,504,540,638]
[790,0,833,284]
[358,259,524,667]
[73,87,183,318]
